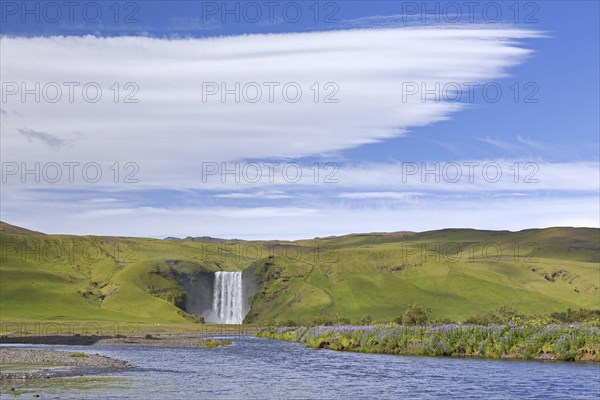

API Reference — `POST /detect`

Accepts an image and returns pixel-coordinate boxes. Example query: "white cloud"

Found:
[2,159,597,193]
[86,197,119,203]
[214,190,291,199]
[1,27,540,176]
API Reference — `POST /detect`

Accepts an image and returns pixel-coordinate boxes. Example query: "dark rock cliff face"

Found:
[176,271,215,318]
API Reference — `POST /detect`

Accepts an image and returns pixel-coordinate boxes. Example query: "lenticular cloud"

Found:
[1,27,540,174]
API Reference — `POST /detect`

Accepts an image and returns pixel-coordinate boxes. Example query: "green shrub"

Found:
[401,304,432,326]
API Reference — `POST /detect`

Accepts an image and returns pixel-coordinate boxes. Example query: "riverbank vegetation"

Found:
[256,306,600,362]
[257,321,600,362]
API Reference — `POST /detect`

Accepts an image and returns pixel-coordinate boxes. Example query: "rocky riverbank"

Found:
[0,349,130,380]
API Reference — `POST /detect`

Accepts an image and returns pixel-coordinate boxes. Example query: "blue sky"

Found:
[1,1,598,238]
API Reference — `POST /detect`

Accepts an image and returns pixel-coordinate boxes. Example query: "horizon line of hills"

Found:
[2,221,598,243]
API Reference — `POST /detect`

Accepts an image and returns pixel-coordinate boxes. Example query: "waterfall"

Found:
[212,271,243,324]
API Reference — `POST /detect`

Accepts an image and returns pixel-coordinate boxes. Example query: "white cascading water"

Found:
[212,271,243,324]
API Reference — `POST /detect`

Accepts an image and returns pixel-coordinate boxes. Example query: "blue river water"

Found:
[2,336,599,399]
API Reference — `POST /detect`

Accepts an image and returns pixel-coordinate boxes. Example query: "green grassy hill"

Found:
[0,222,598,324]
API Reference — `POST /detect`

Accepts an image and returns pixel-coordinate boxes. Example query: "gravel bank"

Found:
[0,349,130,380]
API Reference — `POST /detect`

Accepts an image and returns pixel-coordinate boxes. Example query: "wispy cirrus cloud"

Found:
[478,136,524,154]
[337,191,423,200]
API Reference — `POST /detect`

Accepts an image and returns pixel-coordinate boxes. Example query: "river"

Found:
[2,336,599,399]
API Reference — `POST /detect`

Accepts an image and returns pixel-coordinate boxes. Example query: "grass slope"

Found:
[0,222,598,324]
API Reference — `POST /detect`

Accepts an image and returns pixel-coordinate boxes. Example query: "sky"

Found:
[1,0,598,239]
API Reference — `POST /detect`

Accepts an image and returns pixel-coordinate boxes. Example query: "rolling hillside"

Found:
[0,222,598,324]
